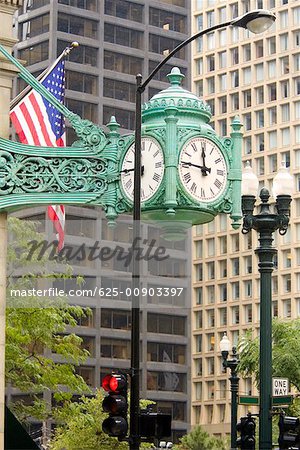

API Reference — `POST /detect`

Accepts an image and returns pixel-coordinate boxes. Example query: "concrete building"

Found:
[191,0,300,437]
[8,0,192,443]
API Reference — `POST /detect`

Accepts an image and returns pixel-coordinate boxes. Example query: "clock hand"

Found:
[181,161,211,173]
[201,147,210,176]
[120,165,145,175]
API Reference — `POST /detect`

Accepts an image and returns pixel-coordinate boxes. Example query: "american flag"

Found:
[10,60,66,250]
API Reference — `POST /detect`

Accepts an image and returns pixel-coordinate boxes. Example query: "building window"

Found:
[101,338,130,359]
[268,60,276,78]
[245,305,252,323]
[244,113,252,131]
[147,313,186,335]
[244,280,252,297]
[207,77,215,94]
[207,55,215,72]
[231,93,239,111]
[196,58,203,75]
[207,10,215,27]
[219,74,227,91]
[244,136,251,155]
[231,70,239,88]
[268,107,277,126]
[207,310,215,328]
[149,8,186,33]
[219,51,227,68]
[104,0,143,22]
[219,29,226,46]
[283,299,291,318]
[256,110,264,128]
[219,96,227,114]
[281,104,290,122]
[256,86,264,104]
[232,257,240,276]
[281,80,289,99]
[104,23,143,49]
[268,36,276,54]
[19,42,49,65]
[257,133,264,152]
[58,13,98,38]
[280,33,288,52]
[243,43,251,61]
[281,56,290,74]
[255,40,264,58]
[149,35,185,59]
[269,130,277,149]
[232,282,240,300]
[294,6,300,25]
[243,67,251,85]
[243,90,251,108]
[104,50,142,74]
[220,284,227,302]
[280,11,288,28]
[232,306,240,324]
[231,47,239,65]
[269,154,277,173]
[103,78,135,102]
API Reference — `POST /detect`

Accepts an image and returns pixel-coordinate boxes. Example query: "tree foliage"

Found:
[6,217,90,420]
[174,426,229,450]
[238,318,300,391]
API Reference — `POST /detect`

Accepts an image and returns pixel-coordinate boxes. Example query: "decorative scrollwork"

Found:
[68,114,107,153]
[0,151,109,195]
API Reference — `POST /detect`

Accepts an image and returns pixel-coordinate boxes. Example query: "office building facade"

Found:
[9,0,192,442]
[191,0,300,437]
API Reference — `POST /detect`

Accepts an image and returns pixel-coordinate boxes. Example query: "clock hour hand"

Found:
[120,165,145,175]
[181,161,211,174]
[201,147,210,176]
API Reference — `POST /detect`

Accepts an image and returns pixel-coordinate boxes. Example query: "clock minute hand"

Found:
[181,161,211,174]
[201,148,211,176]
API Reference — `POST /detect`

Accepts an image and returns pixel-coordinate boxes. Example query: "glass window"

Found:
[281,104,290,122]
[243,90,251,108]
[268,60,276,78]
[294,6,300,25]
[256,86,264,104]
[196,58,203,75]
[58,40,97,66]
[149,8,186,33]
[280,33,288,52]
[295,54,300,72]
[269,107,277,126]
[231,47,239,65]
[103,78,135,103]
[149,35,185,59]
[282,128,290,146]
[19,42,49,65]
[197,14,203,31]
[104,50,142,75]
[280,11,288,28]
[20,14,49,40]
[207,55,215,72]
[281,56,290,74]
[243,67,251,85]
[219,29,226,46]
[104,0,143,22]
[207,32,215,50]
[255,40,264,58]
[207,77,215,94]
[58,13,97,38]
[219,51,227,68]
[207,10,215,27]
[281,80,289,98]
[268,36,276,54]
[269,130,277,149]
[103,105,135,130]
[256,63,264,81]
[268,83,277,101]
[104,23,143,49]
[231,93,239,111]
[243,43,251,61]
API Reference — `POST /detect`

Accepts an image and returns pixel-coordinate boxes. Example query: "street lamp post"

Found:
[241,161,294,450]
[130,10,276,450]
[220,333,240,450]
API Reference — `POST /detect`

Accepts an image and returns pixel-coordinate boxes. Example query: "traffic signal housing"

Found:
[101,372,128,439]
[236,414,256,450]
[278,414,300,449]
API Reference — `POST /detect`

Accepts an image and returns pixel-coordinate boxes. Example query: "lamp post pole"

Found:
[241,162,293,450]
[220,334,240,450]
[130,10,276,450]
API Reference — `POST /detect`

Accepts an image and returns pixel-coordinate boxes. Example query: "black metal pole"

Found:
[129,74,143,450]
[256,230,276,450]
[229,363,239,450]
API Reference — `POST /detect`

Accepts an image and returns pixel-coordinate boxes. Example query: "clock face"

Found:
[120,137,164,202]
[179,137,228,203]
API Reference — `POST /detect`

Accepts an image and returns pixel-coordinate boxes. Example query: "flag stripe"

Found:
[10,59,66,251]
[10,111,29,144]
[28,93,53,146]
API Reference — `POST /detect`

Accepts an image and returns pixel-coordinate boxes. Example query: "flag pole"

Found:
[10,41,79,109]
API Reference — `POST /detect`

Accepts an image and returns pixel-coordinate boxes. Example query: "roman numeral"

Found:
[210,147,215,155]
[184,151,192,158]
[215,158,221,164]
[184,172,191,183]
[153,173,160,182]
[141,188,145,198]
[125,179,132,189]
[201,188,205,198]
[217,169,224,176]
[149,184,154,191]
[201,142,206,151]
[191,143,198,152]
[214,179,222,189]
[191,182,197,194]
[155,161,162,168]
[210,187,214,195]
[153,150,159,158]
[148,142,153,152]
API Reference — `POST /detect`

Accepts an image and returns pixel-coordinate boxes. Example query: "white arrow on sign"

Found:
[272,378,289,396]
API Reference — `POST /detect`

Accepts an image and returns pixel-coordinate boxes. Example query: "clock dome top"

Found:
[142,67,212,126]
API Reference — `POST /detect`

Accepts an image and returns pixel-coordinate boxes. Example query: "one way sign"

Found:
[272,377,289,396]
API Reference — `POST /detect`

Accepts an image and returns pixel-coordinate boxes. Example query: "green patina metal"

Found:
[0,45,242,230]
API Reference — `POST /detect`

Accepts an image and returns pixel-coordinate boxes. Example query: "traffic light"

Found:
[236,414,256,449]
[278,414,300,449]
[139,411,172,442]
[101,372,128,439]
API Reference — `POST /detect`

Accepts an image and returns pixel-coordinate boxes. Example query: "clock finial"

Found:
[167,67,185,86]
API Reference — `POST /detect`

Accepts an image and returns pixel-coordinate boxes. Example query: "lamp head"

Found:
[242,161,259,197]
[272,161,294,198]
[220,332,231,354]
[231,9,276,34]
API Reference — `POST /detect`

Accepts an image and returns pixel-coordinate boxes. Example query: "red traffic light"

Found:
[102,374,126,393]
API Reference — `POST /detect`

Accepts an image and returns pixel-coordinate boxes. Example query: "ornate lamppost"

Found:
[130,11,276,450]
[241,161,294,450]
[220,333,240,450]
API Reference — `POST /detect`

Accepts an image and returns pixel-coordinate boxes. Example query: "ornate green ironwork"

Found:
[0,46,242,230]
